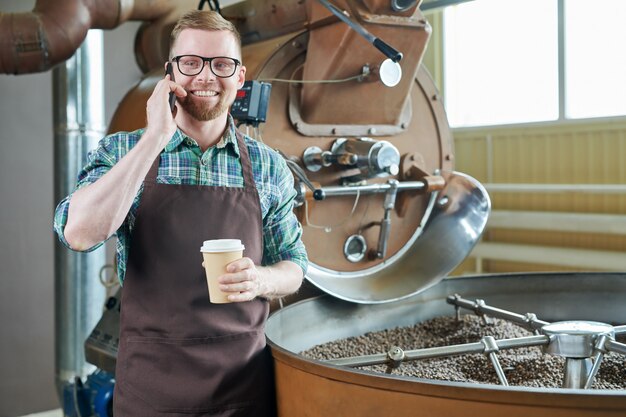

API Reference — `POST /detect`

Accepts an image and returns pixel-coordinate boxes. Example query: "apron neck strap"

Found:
[234,129,256,190]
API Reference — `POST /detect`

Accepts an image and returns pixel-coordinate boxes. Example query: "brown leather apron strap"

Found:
[145,153,160,184]
[234,129,256,191]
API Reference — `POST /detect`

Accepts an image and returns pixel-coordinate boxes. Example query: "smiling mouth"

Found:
[192,90,219,97]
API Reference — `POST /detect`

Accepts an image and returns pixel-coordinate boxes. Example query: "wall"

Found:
[0,1,142,414]
[453,120,626,274]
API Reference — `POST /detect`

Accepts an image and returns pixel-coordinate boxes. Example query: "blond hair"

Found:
[170,10,241,58]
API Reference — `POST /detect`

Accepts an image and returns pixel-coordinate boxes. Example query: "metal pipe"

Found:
[584,335,608,390]
[1,0,119,74]
[482,335,509,386]
[0,0,181,75]
[374,180,399,258]
[605,339,626,355]
[316,180,425,199]
[446,295,550,331]
[326,335,549,367]
[53,29,106,397]
[614,325,626,335]
[487,352,509,386]
[563,358,592,389]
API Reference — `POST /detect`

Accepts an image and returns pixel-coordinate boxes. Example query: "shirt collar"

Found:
[163,115,240,156]
[163,129,186,152]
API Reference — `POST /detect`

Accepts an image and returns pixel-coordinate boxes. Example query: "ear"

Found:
[237,65,246,89]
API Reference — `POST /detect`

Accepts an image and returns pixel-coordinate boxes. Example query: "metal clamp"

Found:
[481,336,509,386]
[385,346,405,374]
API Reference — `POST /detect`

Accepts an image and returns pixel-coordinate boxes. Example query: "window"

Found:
[565,0,626,119]
[442,0,626,128]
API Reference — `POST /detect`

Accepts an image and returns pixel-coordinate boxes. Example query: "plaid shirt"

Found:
[54,117,308,283]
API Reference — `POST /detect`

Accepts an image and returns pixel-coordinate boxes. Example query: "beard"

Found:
[180,89,230,121]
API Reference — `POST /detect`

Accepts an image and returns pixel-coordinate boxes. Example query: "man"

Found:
[54,10,307,417]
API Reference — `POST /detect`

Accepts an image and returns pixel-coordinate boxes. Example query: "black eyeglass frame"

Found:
[172,55,242,78]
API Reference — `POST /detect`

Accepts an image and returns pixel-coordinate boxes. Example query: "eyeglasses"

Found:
[172,55,241,78]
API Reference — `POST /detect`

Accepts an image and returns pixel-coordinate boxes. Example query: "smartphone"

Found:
[165,62,176,112]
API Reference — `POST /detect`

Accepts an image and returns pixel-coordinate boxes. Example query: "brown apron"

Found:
[113,130,275,417]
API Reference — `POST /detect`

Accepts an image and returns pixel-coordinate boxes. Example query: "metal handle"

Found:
[317,0,403,62]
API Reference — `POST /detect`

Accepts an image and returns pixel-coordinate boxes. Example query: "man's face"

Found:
[170,29,245,122]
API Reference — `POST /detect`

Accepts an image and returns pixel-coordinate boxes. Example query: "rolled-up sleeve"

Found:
[262,155,308,275]
[53,135,118,252]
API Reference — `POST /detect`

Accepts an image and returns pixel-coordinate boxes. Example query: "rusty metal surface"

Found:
[0,0,192,75]
[300,0,430,126]
[249,33,454,278]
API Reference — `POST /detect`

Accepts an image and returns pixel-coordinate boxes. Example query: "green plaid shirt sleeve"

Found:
[259,150,307,274]
[53,133,134,252]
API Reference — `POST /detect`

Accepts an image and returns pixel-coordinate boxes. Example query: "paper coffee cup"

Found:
[200,239,245,303]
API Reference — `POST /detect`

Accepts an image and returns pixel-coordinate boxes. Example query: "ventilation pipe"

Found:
[0,0,189,75]
[52,29,107,396]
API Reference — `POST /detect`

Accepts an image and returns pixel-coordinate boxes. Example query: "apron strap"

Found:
[145,154,161,184]
[234,129,256,191]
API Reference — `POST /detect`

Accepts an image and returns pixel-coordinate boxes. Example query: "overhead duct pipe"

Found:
[0,0,196,75]
[52,29,107,397]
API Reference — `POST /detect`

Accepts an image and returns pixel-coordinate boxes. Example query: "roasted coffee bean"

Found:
[301,315,626,389]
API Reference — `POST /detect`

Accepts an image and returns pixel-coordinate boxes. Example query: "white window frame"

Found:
[439,0,626,129]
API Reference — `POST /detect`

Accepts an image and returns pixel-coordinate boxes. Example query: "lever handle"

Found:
[279,150,325,200]
[373,38,403,63]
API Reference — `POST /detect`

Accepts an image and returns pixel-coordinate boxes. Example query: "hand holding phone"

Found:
[165,62,177,112]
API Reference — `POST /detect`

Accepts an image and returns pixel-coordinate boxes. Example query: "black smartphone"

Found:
[165,62,176,112]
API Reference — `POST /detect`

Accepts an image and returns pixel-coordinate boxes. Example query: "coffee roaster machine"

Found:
[76,0,626,415]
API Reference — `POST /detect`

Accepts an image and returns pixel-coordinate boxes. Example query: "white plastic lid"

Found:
[200,239,245,253]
